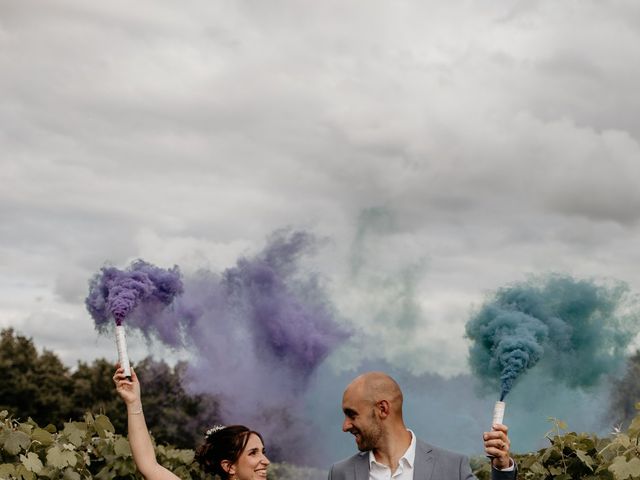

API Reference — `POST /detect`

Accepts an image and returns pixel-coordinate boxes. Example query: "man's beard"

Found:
[354,412,383,451]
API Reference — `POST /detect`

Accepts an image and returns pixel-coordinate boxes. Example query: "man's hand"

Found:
[483,423,512,470]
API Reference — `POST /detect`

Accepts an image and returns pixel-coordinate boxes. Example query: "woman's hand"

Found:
[113,364,141,407]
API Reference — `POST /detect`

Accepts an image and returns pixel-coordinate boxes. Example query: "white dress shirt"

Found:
[368,430,416,480]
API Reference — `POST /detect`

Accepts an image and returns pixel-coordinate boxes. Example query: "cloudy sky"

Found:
[2,0,640,460]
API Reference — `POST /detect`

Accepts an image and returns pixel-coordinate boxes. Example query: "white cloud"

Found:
[2,0,640,378]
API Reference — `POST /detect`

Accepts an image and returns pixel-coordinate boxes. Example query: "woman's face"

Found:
[229,433,270,480]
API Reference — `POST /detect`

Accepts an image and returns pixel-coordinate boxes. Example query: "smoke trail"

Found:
[87,230,348,464]
[85,260,183,327]
[466,274,639,400]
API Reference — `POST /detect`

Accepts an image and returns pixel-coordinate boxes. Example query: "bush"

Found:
[472,405,640,480]
[0,410,205,479]
[0,410,327,479]
[2,407,639,479]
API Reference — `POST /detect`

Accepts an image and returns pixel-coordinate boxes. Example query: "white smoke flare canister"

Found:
[492,401,505,426]
[115,325,132,379]
[487,401,506,459]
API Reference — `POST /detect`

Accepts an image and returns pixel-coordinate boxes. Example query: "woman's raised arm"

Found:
[113,366,179,480]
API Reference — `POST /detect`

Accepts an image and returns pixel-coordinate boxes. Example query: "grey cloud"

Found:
[537,51,603,80]
[3,0,640,381]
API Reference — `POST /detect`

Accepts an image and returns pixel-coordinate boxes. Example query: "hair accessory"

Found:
[205,425,226,438]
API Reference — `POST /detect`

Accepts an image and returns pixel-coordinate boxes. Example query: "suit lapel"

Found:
[413,440,435,480]
[354,452,369,480]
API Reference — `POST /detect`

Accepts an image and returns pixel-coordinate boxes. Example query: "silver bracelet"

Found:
[128,406,143,415]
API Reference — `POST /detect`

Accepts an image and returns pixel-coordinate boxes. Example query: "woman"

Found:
[113,366,270,480]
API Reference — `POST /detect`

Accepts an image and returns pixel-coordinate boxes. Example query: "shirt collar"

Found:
[368,429,417,469]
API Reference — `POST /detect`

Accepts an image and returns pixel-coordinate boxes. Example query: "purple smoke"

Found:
[86,231,349,463]
[223,231,340,371]
[85,260,183,328]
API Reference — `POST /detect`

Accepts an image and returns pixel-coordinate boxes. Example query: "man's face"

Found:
[342,386,383,451]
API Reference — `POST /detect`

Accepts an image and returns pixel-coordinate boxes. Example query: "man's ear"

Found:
[377,400,391,418]
[221,460,235,476]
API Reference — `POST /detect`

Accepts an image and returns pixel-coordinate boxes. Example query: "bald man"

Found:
[328,372,516,480]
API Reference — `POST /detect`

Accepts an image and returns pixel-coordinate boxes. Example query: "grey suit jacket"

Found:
[328,439,516,480]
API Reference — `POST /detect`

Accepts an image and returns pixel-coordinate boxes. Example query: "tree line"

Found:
[0,329,221,450]
[1,327,639,447]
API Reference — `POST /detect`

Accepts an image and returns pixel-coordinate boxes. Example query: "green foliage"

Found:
[0,410,328,479]
[0,410,207,479]
[0,329,74,428]
[472,408,640,480]
[3,329,638,478]
[2,407,640,479]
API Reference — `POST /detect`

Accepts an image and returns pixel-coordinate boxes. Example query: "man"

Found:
[329,372,516,480]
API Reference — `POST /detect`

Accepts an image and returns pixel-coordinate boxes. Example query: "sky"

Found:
[2,0,640,465]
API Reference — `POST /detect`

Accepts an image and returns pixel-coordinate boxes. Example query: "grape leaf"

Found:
[616,434,631,449]
[94,415,115,438]
[16,463,35,480]
[608,456,640,480]
[3,430,30,455]
[32,428,54,446]
[46,445,77,469]
[18,423,33,435]
[0,463,16,478]
[63,466,82,480]
[548,465,564,475]
[84,412,94,426]
[528,461,547,475]
[20,452,44,474]
[62,423,85,447]
[575,449,594,471]
[114,437,131,457]
[178,450,195,464]
[44,424,57,433]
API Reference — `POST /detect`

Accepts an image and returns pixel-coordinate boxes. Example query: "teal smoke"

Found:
[466,275,638,400]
